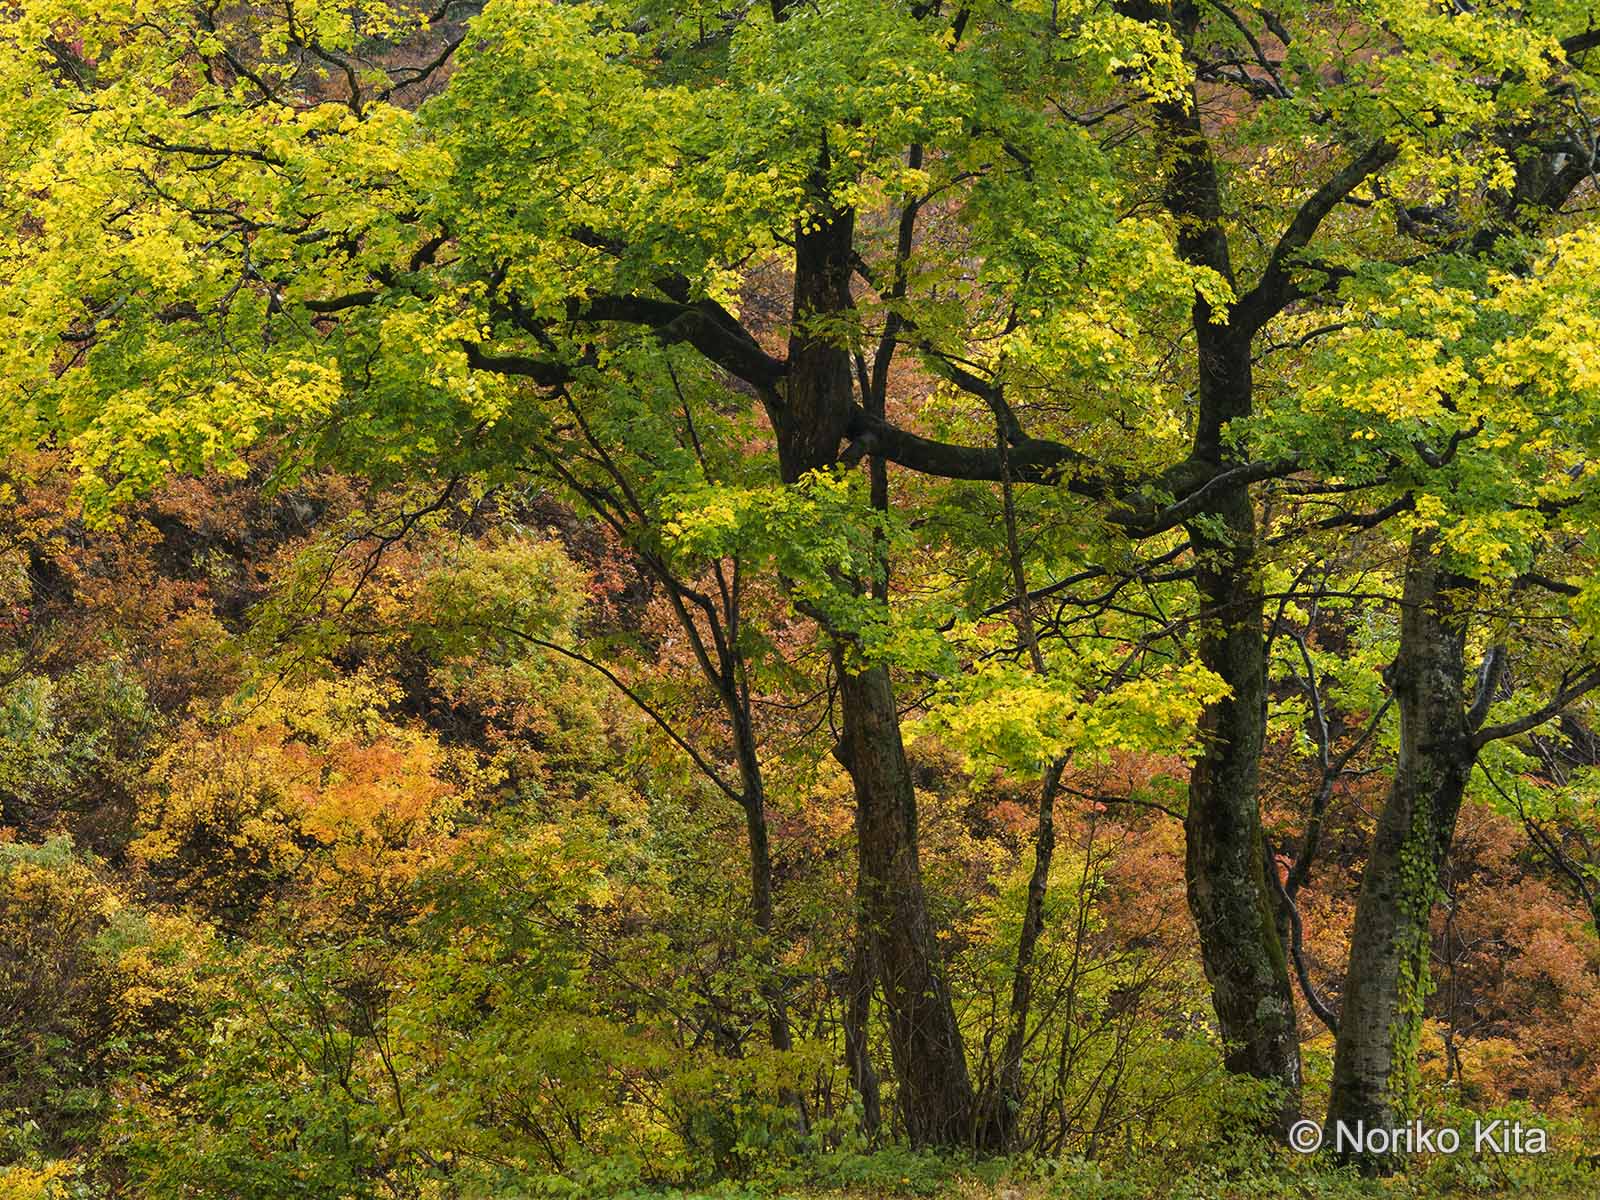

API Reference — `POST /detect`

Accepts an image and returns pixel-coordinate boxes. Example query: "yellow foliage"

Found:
[0,1162,71,1200]
[131,673,467,924]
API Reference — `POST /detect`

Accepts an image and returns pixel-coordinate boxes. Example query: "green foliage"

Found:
[6,0,1600,1191]
[0,661,160,840]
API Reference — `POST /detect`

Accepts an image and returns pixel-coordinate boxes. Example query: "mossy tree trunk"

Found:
[1327,533,1477,1171]
[1183,477,1302,1132]
[779,203,975,1146]
[1143,41,1306,1124]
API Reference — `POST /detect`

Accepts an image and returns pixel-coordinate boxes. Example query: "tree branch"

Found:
[1476,667,1600,747]
[494,625,746,805]
[1239,139,1397,330]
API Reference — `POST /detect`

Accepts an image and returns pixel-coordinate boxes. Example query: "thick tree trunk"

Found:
[1328,534,1475,1171]
[1323,143,1585,1171]
[776,202,975,1145]
[1146,60,1305,1122]
[1184,479,1301,1133]
[837,659,975,1145]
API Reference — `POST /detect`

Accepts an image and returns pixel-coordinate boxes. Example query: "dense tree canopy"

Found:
[8,0,1600,1195]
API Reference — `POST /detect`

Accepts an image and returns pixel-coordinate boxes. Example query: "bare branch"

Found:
[1476,667,1600,748]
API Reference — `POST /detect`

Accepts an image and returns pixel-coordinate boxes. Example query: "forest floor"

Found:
[622,1151,1600,1200]
[648,1186,1600,1199]
[667,1184,1600,1199]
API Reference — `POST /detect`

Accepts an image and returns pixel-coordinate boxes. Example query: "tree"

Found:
[1290,220,1600,1167]
[7,0,1600,1150]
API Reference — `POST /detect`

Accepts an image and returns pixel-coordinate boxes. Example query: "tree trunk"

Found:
[729,702,795,1057]
[776,201,975,1145]
[1148,60,1305,1123]
[1328,533,1475,1171]
[978,758,1064,1152]
[842,918,883,1137]
[1183,478,1302,1133]
[837,658,975,1145]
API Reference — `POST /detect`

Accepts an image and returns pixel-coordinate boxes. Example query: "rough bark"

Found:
[834,656,975,1144]
[1160,80,1303,1119]
[1143,50,1305,1124]
[1322,136,1593,1170]
[778,202,975,1145]
[1327,533,1476,1171]
[1184,479,1301,1131]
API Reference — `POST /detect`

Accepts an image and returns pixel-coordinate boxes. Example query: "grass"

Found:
[601,1146,1600,1200]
